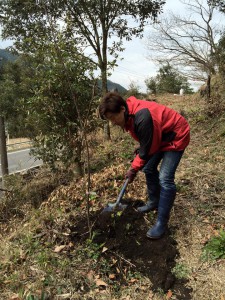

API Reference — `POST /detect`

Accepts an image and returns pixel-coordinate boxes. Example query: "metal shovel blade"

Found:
[101,178,129,214]
[102,203,128,213]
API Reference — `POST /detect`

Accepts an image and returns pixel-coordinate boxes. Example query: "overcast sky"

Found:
[1,0,224,92]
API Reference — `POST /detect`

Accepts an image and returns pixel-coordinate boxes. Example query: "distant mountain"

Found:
[97,79,127,93]
[107,79,127,93]
[0,49,18,66]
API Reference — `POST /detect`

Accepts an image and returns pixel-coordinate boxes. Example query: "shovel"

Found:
[102,178,129,213]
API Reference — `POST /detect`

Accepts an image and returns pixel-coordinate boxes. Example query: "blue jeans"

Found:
[142,151,184,204]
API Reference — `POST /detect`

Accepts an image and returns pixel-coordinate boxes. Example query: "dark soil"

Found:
[71,200,192,299]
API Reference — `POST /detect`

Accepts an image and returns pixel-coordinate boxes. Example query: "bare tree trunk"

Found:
[206,74,211,100]
[73,161,83,177]
[104,121,110,140]
[101,62,111,141]
[0,116,9,188]
[73,140,83,177]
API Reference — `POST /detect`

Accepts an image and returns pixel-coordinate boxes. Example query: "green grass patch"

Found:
[172,263,190,279]
[202,229,225,261]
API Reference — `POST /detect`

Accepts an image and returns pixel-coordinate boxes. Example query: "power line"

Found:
[111,65,150,80]
[113,70,147,80]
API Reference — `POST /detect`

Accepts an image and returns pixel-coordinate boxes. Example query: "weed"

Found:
[25,291,49,300]
[120,151,133,160]
[26,295,39,300]
[126,270,142,281]
[202,229,225,261]
[21,234,40,255]
[126,223,132,231]
[35,251,51,268]
[7,271,23,291]
[115,210,123,218]
[146,211,156,223]
[156,287,165,296]
[90,229,103,242]
[172,263,190,279]
[176,183,190,193]
[84,237,105,260]
[55,257,70,269]
[88,191,97,202]
[193,114,207,124]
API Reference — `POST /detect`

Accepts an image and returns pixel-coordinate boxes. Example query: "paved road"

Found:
[0,148,43,177]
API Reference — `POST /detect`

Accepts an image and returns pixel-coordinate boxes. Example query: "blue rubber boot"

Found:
[137,199,158,213]
[146,188,176,239]
[137,186,160,213]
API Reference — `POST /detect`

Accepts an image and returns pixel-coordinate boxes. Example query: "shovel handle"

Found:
[115,178,129,206]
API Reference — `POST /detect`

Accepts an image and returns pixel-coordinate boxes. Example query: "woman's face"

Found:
[105,106,126,128]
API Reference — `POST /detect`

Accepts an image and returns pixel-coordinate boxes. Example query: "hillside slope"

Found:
[0,94,224,300]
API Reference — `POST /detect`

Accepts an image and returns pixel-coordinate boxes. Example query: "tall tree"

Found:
[0,0,165,139]
[216,33,225,76]
[208,0,225,76]
[0,58,33,137]
[209,0,225,12]
[24,36,97,174]
[126,81,141,98]
[0,7,97,172]
[145,77,157,94]
[148,63,193,94]
[145,0,224,96]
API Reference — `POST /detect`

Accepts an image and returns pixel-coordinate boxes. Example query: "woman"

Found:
[99,92,190,239]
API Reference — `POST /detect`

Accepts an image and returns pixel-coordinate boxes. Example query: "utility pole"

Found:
[0,116,9,187]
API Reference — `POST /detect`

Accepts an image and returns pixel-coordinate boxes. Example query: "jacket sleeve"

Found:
[131,108,154,171]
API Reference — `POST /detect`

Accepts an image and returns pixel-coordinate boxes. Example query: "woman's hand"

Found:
[125,168,137,183]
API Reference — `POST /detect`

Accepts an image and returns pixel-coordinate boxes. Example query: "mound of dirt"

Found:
[72,201,192,299]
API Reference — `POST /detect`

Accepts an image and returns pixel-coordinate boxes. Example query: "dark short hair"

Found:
[98,92,127,120]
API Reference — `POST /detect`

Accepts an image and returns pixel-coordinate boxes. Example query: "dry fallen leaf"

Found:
[109,273,116,279]
[56,294,71,299]
[111,258,117,264]
[53,245,67,253]
[102,247,108,253]
[68,242,74,248]
[87,270,95,282]
[202,218,210,223]
[189,207,195,215]
[147,291,154,299]
[95,279,108,287]
[213,230,219,236]
[129,278,138,284]
[166,290,173,299]
[9,295,22,300]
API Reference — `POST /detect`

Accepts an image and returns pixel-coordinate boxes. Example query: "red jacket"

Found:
[124,96,190,171]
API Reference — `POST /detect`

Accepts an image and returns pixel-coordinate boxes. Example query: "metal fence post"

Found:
[0,116,9,187]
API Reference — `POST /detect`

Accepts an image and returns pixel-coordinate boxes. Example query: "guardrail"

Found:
[6,141,32,147]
